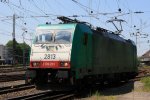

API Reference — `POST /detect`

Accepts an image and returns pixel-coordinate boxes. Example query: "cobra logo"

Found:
[40,44,52,51]
[40,44,64,51]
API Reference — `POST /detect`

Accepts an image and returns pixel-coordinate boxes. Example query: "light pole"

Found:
[12,14,16,66]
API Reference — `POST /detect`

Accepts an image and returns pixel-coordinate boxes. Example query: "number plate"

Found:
[44,54,56,59]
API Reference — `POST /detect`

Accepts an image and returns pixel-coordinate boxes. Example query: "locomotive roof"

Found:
[56,16,136,45]
[37,23,77,30]
[105,32,136,45]
[103,32,126,42]
[93,29,136,45]
[37,23,135,45]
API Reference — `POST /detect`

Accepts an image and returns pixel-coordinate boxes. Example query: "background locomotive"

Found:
[26,16,138,86]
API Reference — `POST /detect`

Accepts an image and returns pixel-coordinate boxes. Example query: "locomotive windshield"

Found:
[35,33,53,43]
[34,29,72,44]
[55,31,71,43]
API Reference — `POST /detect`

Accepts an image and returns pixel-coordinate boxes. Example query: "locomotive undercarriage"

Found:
[25,68,137,89]
[25,68,72,86]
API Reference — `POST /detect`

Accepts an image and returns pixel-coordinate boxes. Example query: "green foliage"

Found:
[94,91,101,96]
[6,40,30,64]
[88,91,116,100]
[141,77,150,92]
[6,40,30,50]
[142,66,150,69]
[88,91,101,100]
[19,43,30,50]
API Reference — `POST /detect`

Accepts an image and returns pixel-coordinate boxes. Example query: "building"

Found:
[140,50,150,65]
[0,44,12,65]
[0,45,6,64]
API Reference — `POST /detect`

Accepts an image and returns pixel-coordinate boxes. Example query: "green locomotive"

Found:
[27,16,137,86]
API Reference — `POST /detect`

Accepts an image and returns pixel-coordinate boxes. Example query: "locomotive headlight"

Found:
[60,62,69,67]
[32,62,37,66]
[64,62,68,66]
[32,62,40,67]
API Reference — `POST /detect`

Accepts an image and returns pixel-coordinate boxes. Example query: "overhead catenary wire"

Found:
[96,0,100,15]
[0,30,31,41]
[72,0,120,16]
[0,0,149,53]
[6,1,41,23]
[30,0,47,15]
[115,0,120,9]
[55,0,73,14]
[29,0,57,23]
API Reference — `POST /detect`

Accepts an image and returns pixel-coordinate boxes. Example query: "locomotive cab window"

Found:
[55,31,71,43]
[83,33,88,45]
[34,33,53,43]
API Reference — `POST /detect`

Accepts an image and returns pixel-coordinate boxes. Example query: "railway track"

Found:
[0,74,25,82]
[0,84,35,95]
[132,73,150,82]
[0,66,26,82]
[0,67,149,100]
[0,67,26,73]
[130,67,150,82]
[8,90,75,100]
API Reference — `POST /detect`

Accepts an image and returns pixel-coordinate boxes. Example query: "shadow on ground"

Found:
[75,81,134,99]
[34,81,134,99]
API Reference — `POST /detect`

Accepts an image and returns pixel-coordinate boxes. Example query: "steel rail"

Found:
[8,90,75,100]
[8,90,52,100]
[46,93,75,100]
[0,69,25,73]
[0,74,25,82]
[0,84,35,95]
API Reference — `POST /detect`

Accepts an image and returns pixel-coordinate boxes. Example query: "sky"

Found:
[0,0,150,56]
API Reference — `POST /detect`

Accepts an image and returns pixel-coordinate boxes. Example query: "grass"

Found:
[142,65,150,69]
[138,65,150,70]
[88,91,116,100]
[141,77,150,92]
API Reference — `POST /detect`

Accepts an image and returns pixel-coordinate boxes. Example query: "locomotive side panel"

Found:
[92,33,109,74]
[71,24,93,79]
[126,42,137,72]
[92,32,137,75]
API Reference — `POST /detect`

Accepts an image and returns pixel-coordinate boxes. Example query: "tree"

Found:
[20,42,31,65]
[6,40,30,65]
